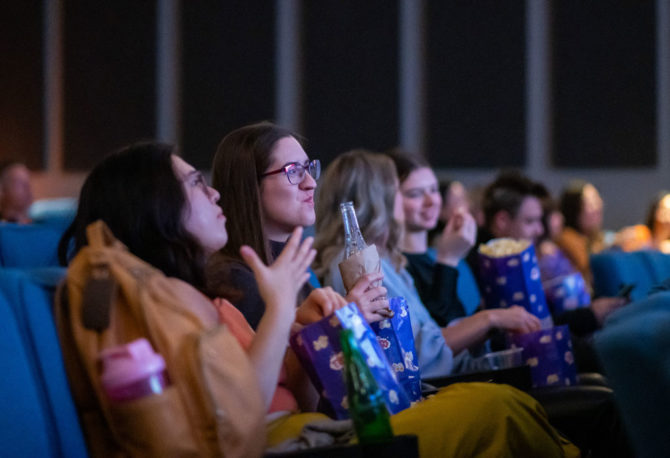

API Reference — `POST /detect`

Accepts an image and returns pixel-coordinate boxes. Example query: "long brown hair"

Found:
[313,149,405,278]
[210,121,299,265]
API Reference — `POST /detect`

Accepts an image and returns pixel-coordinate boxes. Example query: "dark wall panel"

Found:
[181,1,275,169]
[303,0,398,165]
[0,1,44,169]
[426,1,526,168]
[64,1,156,170]
[553,1,655,168]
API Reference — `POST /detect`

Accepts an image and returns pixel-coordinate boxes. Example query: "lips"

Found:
[420,210,439,221]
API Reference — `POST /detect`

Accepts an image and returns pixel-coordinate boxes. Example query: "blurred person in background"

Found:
[556,180,608,286]
[645,191,670,253]
[0,161,33,224]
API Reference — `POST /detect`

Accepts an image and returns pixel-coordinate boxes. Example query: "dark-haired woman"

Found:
[206,122,390,328]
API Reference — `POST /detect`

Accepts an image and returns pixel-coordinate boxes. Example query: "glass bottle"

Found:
[340,201,368,258]
[340,329,394,444]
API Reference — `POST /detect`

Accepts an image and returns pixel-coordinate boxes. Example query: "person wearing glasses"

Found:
[206,121,389,330]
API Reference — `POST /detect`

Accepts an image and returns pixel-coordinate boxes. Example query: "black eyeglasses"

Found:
[261,159,321,185]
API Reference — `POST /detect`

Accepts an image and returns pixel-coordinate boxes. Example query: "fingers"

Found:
[461,213,477,243]
[348,272,384,295]
[443,213,457,235]
[296,287,347,324]
[283,226,304,256]
[523,314,541,333]
[451,212,465,231]
[239,245,267,277]
[272,229,316,283]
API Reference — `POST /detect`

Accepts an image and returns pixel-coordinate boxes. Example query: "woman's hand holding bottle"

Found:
[345,272,391,322]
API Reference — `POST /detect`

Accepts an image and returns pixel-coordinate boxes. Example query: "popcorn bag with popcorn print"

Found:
[370,297,422,403]
[289,303,411,419]
[507,325,578,388]
[478,238,554,329]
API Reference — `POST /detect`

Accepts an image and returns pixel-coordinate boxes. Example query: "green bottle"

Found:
[340,329,394,444]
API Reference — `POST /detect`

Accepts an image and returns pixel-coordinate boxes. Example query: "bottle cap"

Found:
[100,338,166,390]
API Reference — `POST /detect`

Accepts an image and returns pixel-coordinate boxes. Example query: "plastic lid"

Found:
[100,338,166,389]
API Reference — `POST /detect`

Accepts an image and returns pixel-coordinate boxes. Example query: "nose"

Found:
[421,191,432,206]
[208,185,220,203]
[299,171,317,190]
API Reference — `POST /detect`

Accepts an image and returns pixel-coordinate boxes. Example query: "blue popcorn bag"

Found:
[508,325,577,388]
[542,272,591,316]
[289,303,411,419]
[478,239,553,328]
[370,296,422,403]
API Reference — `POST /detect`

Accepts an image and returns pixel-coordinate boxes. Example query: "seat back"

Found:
[594,292,670,458]
[29,197,77,230]
[0,223,65,268]
[0,290,55,458]
[589,250,670,300]
[0,268,88,458]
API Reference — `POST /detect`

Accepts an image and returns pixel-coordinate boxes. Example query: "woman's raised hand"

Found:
[436,210,477,267]
[240,226,316,319]
[345,272,391,323]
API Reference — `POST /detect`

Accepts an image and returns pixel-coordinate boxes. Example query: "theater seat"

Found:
[594,291,670,458]
[0,223,65,268]
[0,268,88,458]
[0,290,55,458]
[29,197,77,229]
[590,250,670,300]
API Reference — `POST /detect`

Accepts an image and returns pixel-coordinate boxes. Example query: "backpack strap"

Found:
[86,220,119,249]
[81,220,119,331]
[81,264,117,331]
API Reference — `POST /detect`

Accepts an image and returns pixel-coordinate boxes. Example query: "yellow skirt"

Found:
[268,382,580,458]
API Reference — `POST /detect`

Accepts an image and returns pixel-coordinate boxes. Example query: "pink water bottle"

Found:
[100,338,168,402]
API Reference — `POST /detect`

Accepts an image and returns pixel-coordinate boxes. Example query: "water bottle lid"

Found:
[100,338,166,390]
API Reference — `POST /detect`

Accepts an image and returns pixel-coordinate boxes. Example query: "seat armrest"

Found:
[422,365,533,393]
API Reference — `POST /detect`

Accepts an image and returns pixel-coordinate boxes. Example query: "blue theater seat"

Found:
[0,223,66,268]
[0,268,87,458]
[590,250,670,300]
[0,290,54,458]
[29,197,77,230]
[594,291,670,458]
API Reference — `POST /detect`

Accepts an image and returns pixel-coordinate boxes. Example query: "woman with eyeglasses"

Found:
[207,121,390,330]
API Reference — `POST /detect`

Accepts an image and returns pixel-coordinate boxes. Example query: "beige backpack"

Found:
[55,221,266,457]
